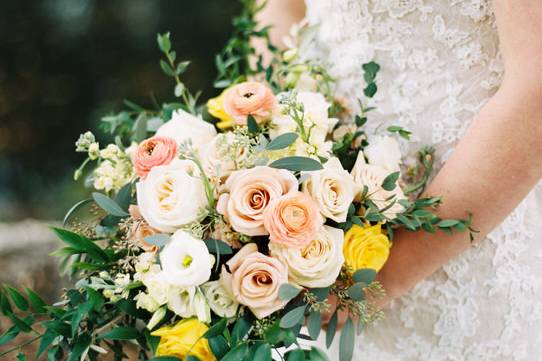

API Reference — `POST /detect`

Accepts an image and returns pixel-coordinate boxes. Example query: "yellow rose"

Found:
[207,91,234,130]
[151,319,216,361]
[343,224,391,272]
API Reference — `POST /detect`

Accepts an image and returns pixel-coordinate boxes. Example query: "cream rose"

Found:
[351,152,406,219]
[159,230,213,288]
[269,226,344,288]
[302,157,356,223]
[201,280,239,318]
[220,243,288,319]
[364,135,402,172]
[156,109,217,151]
[136,159,207,233]
[216,166,298,236]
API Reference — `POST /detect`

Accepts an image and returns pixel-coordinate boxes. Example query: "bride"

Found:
[259,1,542,360]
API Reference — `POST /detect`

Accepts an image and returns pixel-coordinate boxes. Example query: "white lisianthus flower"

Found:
[156,109,217,151]
[364,135,402,172]
[351,152,406,220]
[159,230,213,288]
[167,287,211,323]
[135,292,160,313]
[201,280,239,318]
[136,159,207,233]
[302,157,356,223]
[269,226,344,288]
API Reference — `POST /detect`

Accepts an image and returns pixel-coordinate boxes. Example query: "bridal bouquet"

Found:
[0,2,474,361]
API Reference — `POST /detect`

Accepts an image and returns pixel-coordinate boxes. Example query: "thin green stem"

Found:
[0,334,43,357]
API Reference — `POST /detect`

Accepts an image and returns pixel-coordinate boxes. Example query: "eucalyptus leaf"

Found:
[254,343,272,361]
[247,115,259,133]
[92,192,129,217]
[269,156,323,172]
[280,305,307,329]
[347,282,366,301]
[203,239,233,255]
[352,268,377,284]
[286,348,306,361]
[307,311,322,340]
[266,133,298,150]
[339,318,355,361]
[326,310,338,348]
[204,318,227,338]
[144,234,170,247]
[278,284,301,301]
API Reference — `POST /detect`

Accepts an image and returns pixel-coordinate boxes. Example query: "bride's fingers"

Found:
[320,295,351,331]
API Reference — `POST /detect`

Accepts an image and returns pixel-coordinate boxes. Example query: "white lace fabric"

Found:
[300,1,542,360]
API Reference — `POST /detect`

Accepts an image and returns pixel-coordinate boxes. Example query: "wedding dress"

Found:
[300,1,542,360]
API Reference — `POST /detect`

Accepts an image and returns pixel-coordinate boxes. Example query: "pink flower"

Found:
[220,243,288,319]
[222,81,276,125]
[264,191,323,249]
[133,136,177,178]
[216,166,298,236]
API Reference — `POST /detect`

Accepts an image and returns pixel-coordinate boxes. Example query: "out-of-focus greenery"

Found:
[0,0,239,221]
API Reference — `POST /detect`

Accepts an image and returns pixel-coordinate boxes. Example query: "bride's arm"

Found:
[378,0,542,302]
[252,0,305,60]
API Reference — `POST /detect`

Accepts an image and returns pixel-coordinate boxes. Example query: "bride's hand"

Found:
[494,1,542,90]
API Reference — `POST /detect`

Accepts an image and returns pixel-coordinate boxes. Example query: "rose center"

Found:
[254,272,272,286]
[243,92,255,98]
[282,205,306,228]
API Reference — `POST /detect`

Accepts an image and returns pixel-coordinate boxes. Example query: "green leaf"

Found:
[63,199,93,226]
[68,333,91,361]
[25,288,46,313]
[203,238,233,255]
[208,335,229,359]
[381,171,400,191]
[9,314,33,333]
[204,318,228,339]
[269,156,323,172]
[438,219,460,228]
[231,316,251,344]
[176,61,190,75]
[362,62,380,78]
[247,115,259,133]
[254,343,272,361]
[310,287,330,302]
[36,330,57,358]
[363,83,377,98]
[278,284,302,301]
[52,227,109,263]
[99,326,140,340]
[5,286,29,311]
[280,305,307,329]
[92,192,129,217]
[222,343,249,361]
[186,356,200,361]
[308,347,331,361]
[157,32,171,53]
[266,133,298,151]
[286,348,306,361]
[307,311,322,340]
[16,352,26,361]
[339,318,355,361]
[144,234,170,248]
[0,326,19,346]
[326,310,338,348]
[352,268,377,284]
[148,357,182,361]
[133,114,148,142]
[160,59,176,76]
[347,282,366,301]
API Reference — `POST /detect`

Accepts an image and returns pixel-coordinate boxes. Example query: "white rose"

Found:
[351,152,406,219]
[167,286,211,323]
[159,230,213,288]
[364,135,402,172]
[269,226,344,288]
[156,109,217,151]
[270,92,338,145]
[302,157,356,222]
[201,280,239,318]
[136,159,207,233]
[200,133,250,178]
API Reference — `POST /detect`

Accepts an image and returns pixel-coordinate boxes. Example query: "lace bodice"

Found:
[301,1,542,360]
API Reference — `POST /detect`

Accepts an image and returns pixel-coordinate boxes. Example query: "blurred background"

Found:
[0,0,238,315]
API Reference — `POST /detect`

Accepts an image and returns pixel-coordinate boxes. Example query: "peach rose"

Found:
[133,136,177,178]
[128,205,159,253]
[263,191,323,249]
[216,166,298,236]
[223,81,276,125]
[220,243,288,319]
